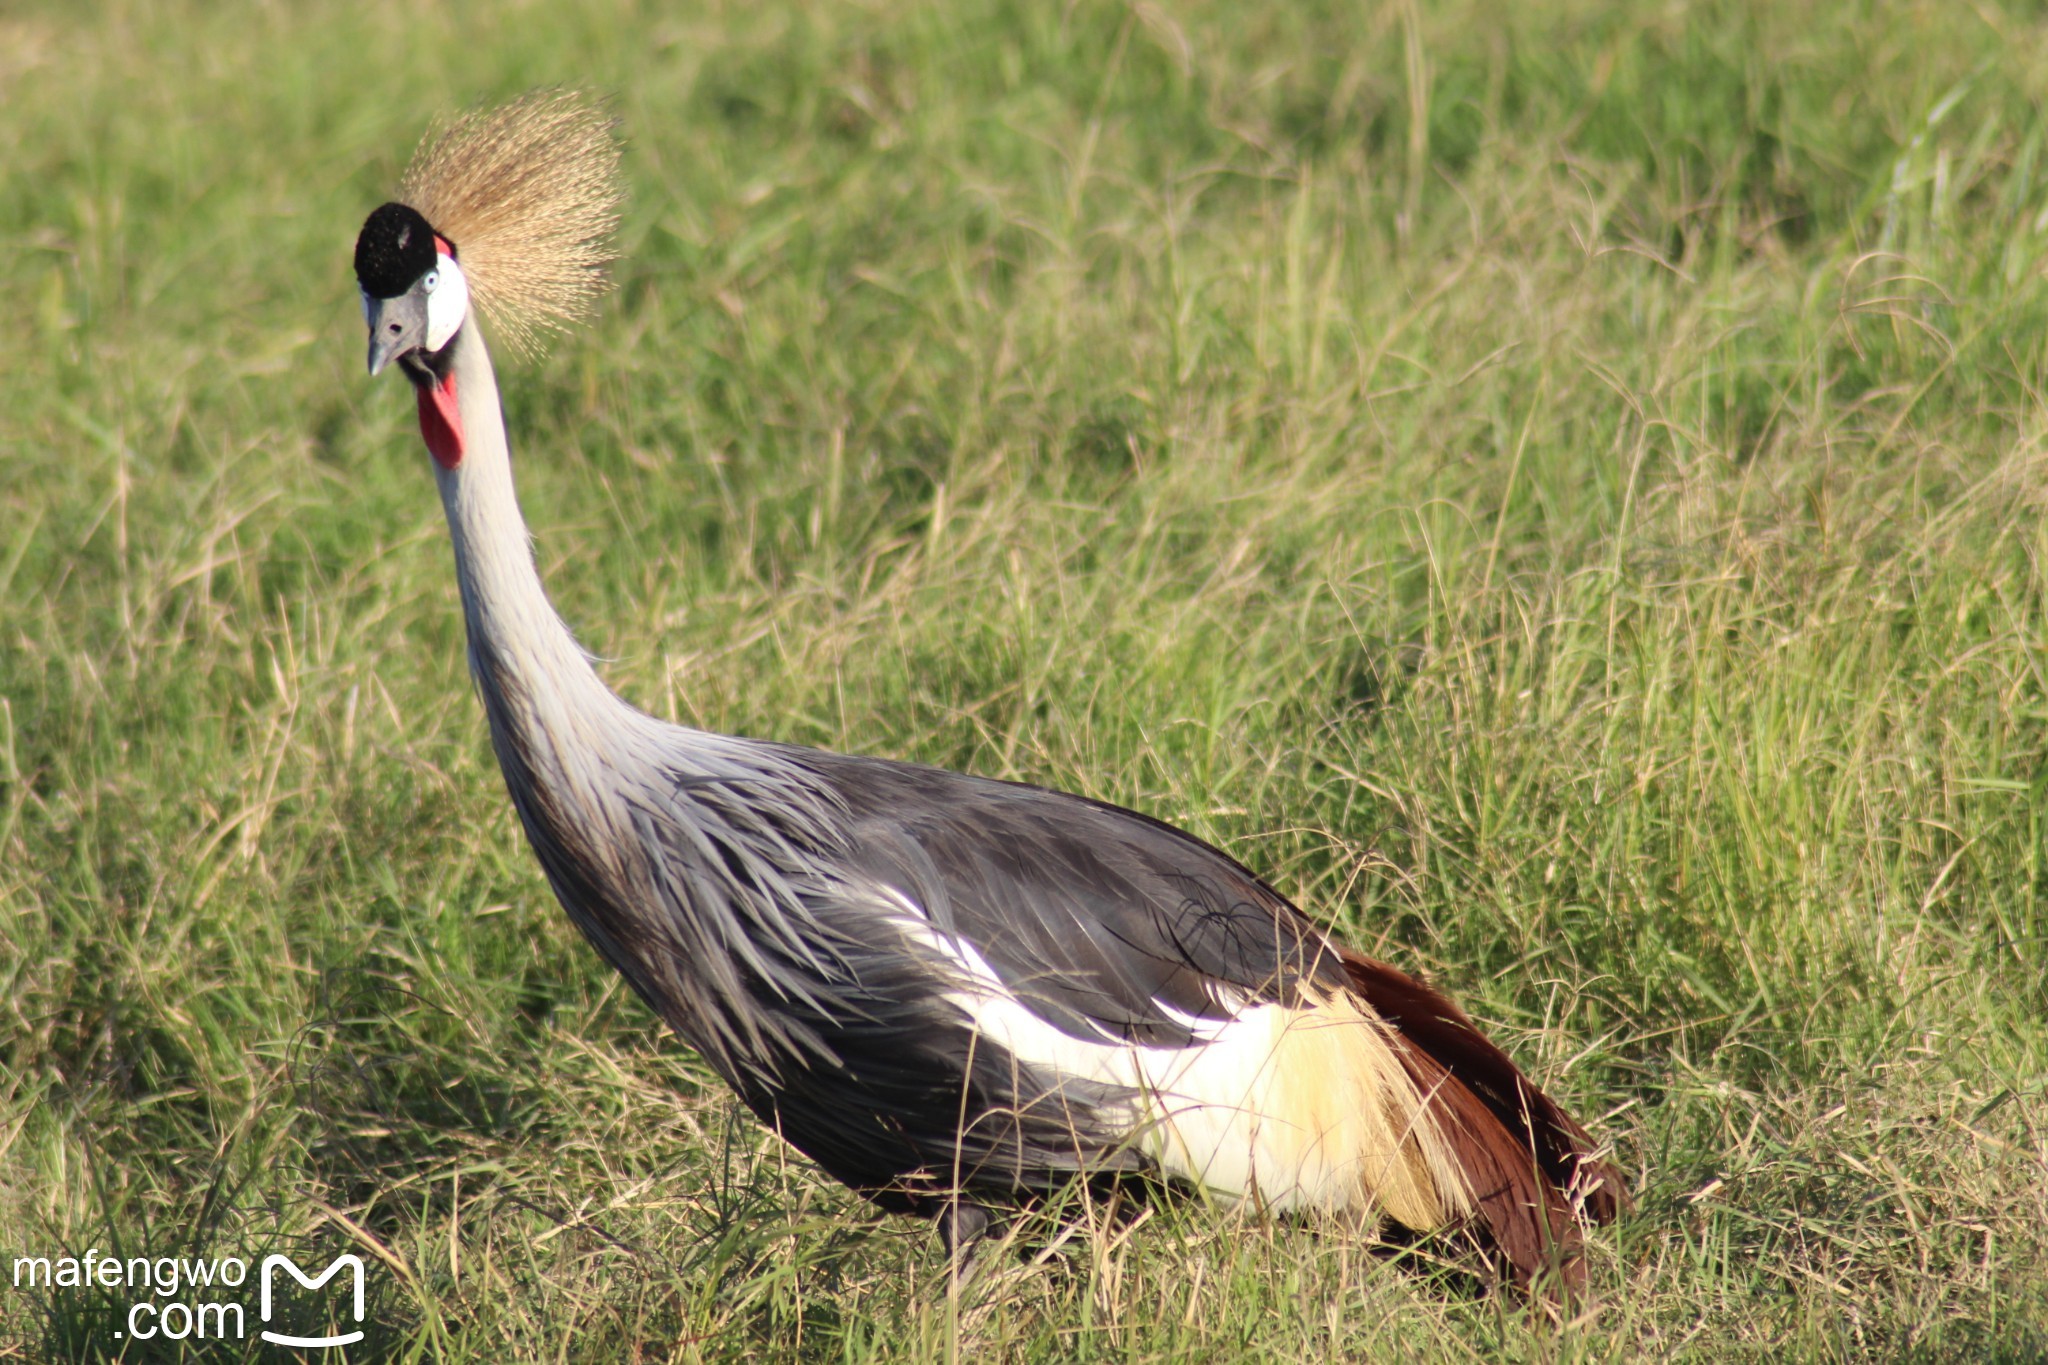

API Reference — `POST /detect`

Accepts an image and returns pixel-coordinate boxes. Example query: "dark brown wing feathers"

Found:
[1341,950,1626,1291]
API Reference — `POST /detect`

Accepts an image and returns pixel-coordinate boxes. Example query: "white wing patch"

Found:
[892,916,1472,1228]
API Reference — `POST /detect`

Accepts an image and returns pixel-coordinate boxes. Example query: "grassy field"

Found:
[6,0,2048,1357]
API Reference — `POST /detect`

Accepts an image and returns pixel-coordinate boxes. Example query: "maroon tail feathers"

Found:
[1339,951,1626,1294]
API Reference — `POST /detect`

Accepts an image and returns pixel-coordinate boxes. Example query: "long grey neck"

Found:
[432,324,633,759]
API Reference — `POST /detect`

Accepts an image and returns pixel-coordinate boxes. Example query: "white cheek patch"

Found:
[424,252,470,351]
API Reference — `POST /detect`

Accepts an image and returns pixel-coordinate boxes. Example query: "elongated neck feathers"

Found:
[433,324,624,745]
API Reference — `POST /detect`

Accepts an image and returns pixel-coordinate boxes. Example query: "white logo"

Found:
[258,1254,365,1348]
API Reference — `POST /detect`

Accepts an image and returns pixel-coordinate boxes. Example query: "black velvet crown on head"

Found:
[354,201,440,299]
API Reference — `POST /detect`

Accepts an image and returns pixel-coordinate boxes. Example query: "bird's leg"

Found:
[937,1199,995,1281]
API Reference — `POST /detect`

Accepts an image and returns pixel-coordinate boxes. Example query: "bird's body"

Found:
[354,92,1622,1293]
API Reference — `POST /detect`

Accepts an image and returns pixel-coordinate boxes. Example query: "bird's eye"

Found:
[422,270,439,294]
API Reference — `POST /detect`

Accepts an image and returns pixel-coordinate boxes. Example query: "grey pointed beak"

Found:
[364,291,428,377]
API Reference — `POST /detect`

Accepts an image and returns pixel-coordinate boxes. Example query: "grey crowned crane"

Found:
[352,91,1624,1294]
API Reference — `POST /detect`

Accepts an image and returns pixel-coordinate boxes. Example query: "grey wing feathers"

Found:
[534,728,1350,1204]
[786,748,1347,1044]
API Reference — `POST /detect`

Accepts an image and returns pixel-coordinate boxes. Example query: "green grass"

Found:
[5,0,2048,1357]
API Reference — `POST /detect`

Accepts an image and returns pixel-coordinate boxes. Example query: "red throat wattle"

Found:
[417,370,464,468]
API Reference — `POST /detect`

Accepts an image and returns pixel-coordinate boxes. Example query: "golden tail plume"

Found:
[1339,950,1627,1295]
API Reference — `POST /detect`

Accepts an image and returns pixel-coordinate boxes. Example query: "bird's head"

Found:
[355,201,470,380]
[354,90,622,466]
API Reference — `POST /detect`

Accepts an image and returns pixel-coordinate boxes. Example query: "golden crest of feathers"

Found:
[399,90,623,359]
